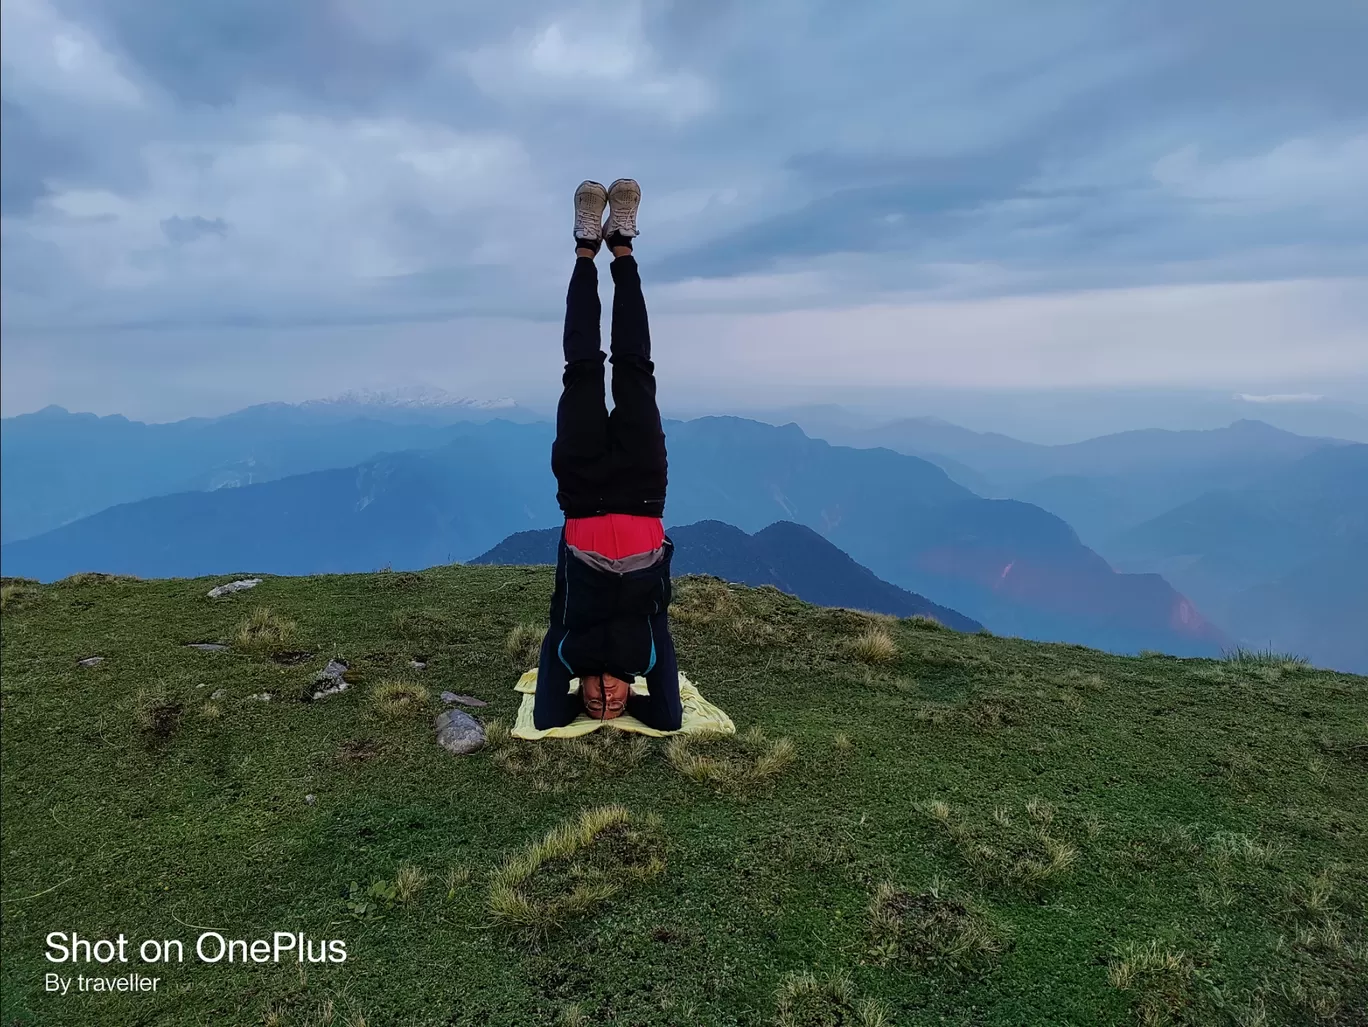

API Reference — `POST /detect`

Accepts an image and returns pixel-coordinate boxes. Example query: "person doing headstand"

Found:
[533,178,683,732]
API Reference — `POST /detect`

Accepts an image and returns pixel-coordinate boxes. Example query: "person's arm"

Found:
[532,624,582,730]
[625,612,682,731]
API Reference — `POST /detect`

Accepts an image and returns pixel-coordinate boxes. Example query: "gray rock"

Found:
[434,709,486,755]
[304,794,317,806]
[249,692,272,702]
[207,578,262,598]
[186,642,228,651]
[441,691,488,708]
[210,689,228,700]
[409,658,427,670]
[78,656,104,667]
[310,657,350,700]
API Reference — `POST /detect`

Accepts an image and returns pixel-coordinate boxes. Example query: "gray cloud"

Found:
[161,214,227,245]
[1,0,1365,412]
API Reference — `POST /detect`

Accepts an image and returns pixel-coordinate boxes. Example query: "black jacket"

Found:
[549,530,673,681]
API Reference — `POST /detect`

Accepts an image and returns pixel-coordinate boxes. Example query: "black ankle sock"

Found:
[605,231,633,251]
[575,236,602,254]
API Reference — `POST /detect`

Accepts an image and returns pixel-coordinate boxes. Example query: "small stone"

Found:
[304,794,317,806]
[311,657,351,700]
[78,656,104,667]
[434,708,486,755]
[207,578,262,598]
[409,659,427,670]
[441,692,488,708]
[186,642,228,651]
[210,689,228,700]
[249,692,272,702]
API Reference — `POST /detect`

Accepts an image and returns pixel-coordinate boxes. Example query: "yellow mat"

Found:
[510,669,736,740]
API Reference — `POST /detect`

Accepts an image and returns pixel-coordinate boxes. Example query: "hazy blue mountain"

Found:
[474,518,984,632]
[2,415,1225,657]
[771,388,1368,446]
[656,418,1226,656]
[0,422,561,577]
[842,417,1342,484]
[824,417,1352,547]
[0,402,540,543]
[1106,444,1368,672]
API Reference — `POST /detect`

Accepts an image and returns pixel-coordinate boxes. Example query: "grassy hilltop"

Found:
[1,567,1365,1027]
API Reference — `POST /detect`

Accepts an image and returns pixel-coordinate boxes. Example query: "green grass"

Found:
[1222,646,1312,670]
[1,568,1366,1026]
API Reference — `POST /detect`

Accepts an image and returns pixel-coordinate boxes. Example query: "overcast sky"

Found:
[2,0,1366,424]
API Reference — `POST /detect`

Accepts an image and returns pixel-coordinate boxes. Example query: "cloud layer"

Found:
[2,0,1365,416]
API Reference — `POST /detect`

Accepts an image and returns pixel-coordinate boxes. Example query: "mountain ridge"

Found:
[2,416,1226,658]
[473,518,985,633]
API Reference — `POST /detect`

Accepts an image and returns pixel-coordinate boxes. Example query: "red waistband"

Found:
[564,513,665,559]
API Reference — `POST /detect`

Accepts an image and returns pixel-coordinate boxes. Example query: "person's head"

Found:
[580,672,631,719]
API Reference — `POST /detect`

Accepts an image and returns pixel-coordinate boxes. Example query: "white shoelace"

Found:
[604,206,638,238]
[575,204,604,239]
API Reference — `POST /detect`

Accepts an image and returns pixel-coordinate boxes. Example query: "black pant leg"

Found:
[552,257,611,515]
[606,255,668,512]
[533,624,582,730]
[564,255,603,364]
[625,612,682,731]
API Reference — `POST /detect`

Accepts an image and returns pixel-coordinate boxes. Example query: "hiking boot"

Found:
[604,178,640,250]
[574,180,608,251]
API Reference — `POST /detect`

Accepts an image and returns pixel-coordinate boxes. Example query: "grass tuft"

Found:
[908,614,945,631]
[505,622,547,668]
[370,679,429,719]
[1222,646,1310,670]
[487,805,665,940]
[393,865,427,904]
[443,865,471,898]
[868,878,1006,970]
[133,688,184,739]
[665,728,795,794]
[772,970,891,1027]
[849,626,898,664]
[234,606,297,651]
[1107,940,1198,1027]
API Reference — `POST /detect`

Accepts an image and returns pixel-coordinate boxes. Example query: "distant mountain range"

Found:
[474,519,984,632]
[1,413,1228,659]
[0,400,540,543]
[816,416,1353,549]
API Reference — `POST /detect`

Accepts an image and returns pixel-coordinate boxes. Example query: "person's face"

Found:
[580,672,631,719]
